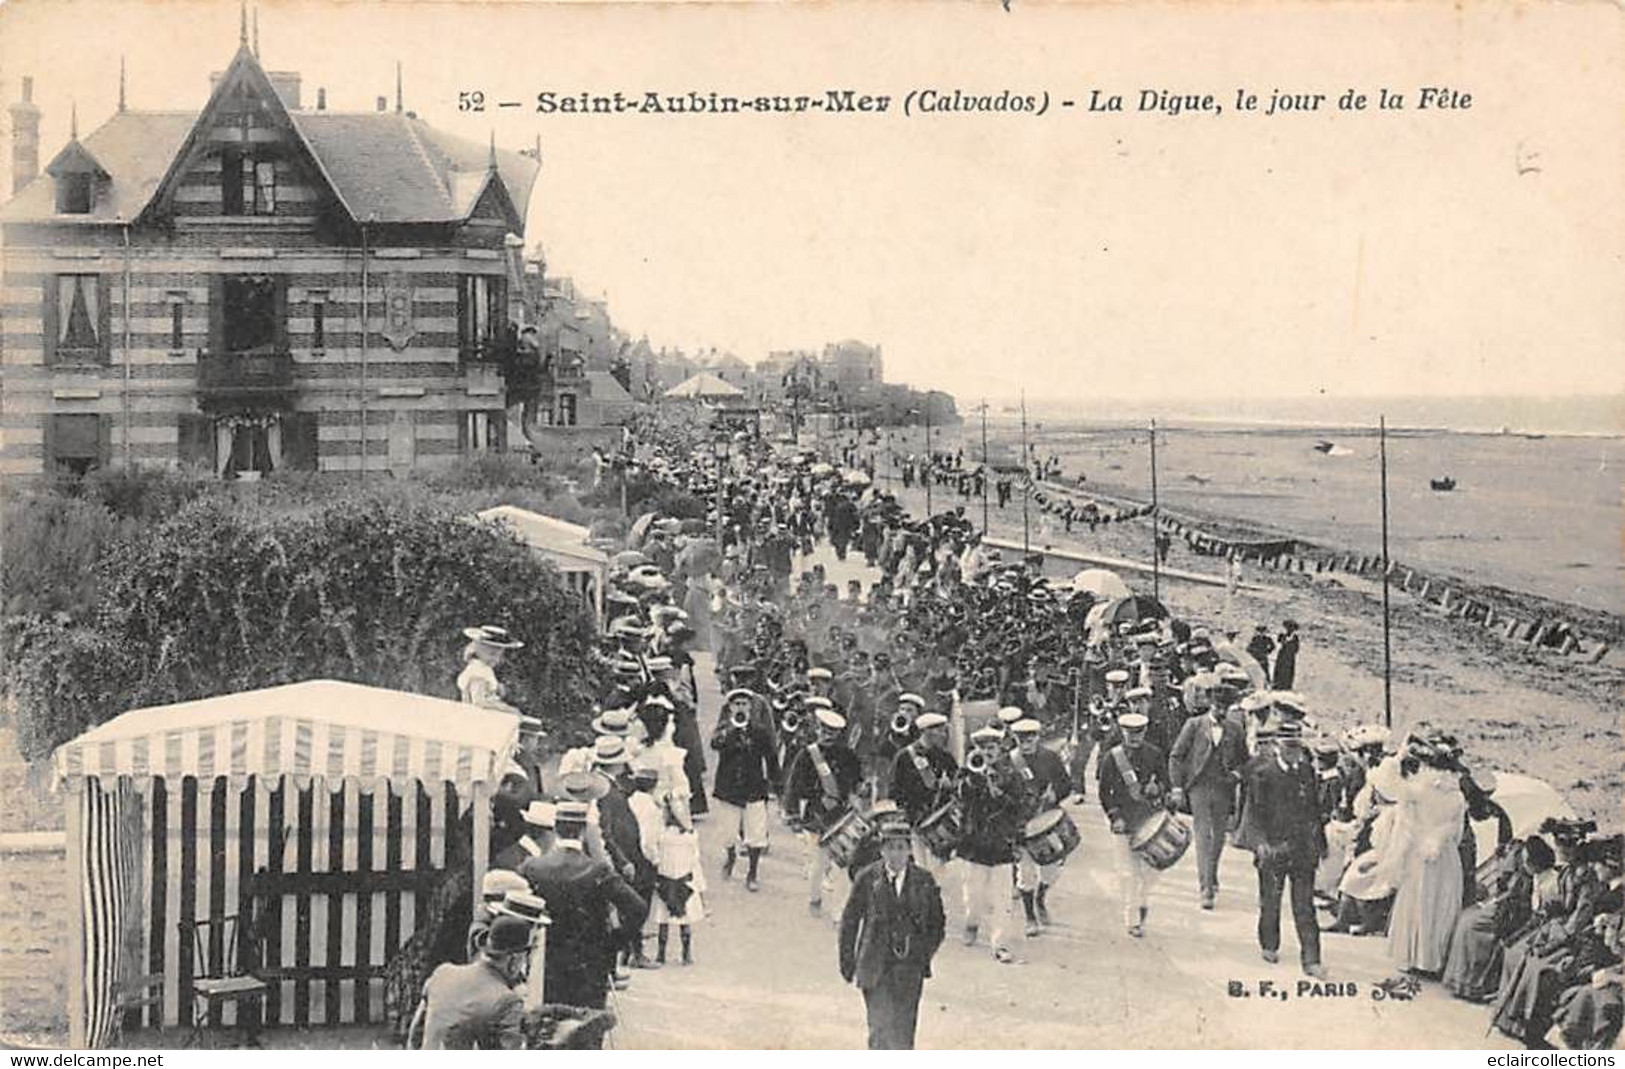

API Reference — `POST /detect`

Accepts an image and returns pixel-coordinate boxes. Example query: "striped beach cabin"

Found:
[0,38,539,478]
[51,680,518,1048]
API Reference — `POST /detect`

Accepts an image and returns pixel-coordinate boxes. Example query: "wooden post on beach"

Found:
[1379,415,1393,729]
[1020,392,1031,555]
[979,400,990,535]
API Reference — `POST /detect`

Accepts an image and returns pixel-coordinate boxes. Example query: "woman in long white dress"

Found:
[1371,740,1468,974]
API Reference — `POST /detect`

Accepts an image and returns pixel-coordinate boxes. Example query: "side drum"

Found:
[818,807,875,868]
[1130,809,1192,870]
[1022,808,1081,866]
[917,800,965,859]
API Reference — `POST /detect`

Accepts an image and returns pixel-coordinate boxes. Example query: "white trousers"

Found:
[1112,834,1159,928]
[804,831,850,916]
[714,798,770,849]
[1014,846,1065,893]
[912,835,955,879]
[961,861,1024,953]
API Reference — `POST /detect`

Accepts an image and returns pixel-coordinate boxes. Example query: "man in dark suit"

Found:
[518,801,648,1019]
[1168,682,1249,909]
[839,819,947,1049]
[1242,721,1328,977]
[710,686,781,891]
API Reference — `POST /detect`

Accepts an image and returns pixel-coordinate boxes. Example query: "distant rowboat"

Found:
[1313,440,1336,454]
[1430,476,1457,492]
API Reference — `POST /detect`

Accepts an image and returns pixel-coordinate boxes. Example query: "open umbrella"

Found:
[810,462,835,477]
[629,511,658,545]
[842,469,871,486]
[1071,568,1131,600]
[611,549,650,569]
[1471,772,1576,867]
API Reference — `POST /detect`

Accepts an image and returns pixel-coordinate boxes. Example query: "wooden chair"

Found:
[181,916,268,1048]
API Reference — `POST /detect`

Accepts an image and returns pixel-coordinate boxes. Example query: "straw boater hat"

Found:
[496,890,552,927]
[481,869,529,902]
[463,625,524,650]
[557,771,611,803]
[591,708,637,736]
[813,707,847,732]
[915,711,948,731]
[521,800,556,829]
[554,799,592,824]
[591,736,631,767]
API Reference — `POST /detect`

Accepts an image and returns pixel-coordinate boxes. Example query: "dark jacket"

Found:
[839,861,947,990]
[1098,741,1170,832]
[888,743,959,823]
[1008,745,1072,817]
[519,845,647,1009]
[1168,713,1247,797]
[1242,752,1327,869]
[955,762,1025,865]
[783,740,863,833]
[710,717,781,806]
[1271,633,1300,689]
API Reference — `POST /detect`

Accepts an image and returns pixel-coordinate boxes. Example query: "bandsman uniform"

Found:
[955,726,1028,963]
[710,687,781,891]
[782,705,864,918]
[1008,719,1074,933]
[1098,712,1171,937]
[887,709,960,874]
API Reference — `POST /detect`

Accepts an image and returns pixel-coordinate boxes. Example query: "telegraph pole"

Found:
[979,400,990,534]
[1379,415,1393,728]
[1020,391,1031,554]
[924,401,934,516]
[1149,418,1161,601]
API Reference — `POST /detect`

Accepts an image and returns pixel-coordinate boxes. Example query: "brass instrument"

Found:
[890,710,914,735]
[729,707,753,732]
[780,708,804,736]
[965,749,993,776]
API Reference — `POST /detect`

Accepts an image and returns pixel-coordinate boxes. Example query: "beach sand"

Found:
[867,427,1622,822]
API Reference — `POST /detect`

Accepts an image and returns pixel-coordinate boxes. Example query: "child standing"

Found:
[651,791,706,965]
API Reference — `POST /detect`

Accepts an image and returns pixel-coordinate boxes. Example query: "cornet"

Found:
[965,749,993,776]
[890,710,914,736]
[728,707,753,732]
[780,708,804,736]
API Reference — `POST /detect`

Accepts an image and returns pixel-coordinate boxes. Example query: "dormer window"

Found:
[56,174,93,214]
[221,150,276,215]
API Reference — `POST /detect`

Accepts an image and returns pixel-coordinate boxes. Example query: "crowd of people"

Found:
[415,416,1620,1051]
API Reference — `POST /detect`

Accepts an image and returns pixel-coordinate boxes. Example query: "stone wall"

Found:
[0,831,69,1034]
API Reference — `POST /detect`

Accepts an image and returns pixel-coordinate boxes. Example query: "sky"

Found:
[2,0,1621,407]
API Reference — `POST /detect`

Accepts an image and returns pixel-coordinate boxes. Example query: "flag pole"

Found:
[1379,414,1393,728]
[1149,418,1160,602]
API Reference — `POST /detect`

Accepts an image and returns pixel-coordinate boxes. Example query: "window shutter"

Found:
[177,413,216,471]
[456,276,470,355]
[41,414,56,471]
[456,411,468,452]
[97,275,113,365]
[282,412,318,471]
[273,276,289,352]
[208,276,224,356]
[42,276,58,366]
[493,409,508,451]
[97,414,113,469]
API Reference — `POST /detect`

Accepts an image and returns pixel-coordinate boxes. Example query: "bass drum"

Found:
[1130,809,1192,870]
[818,807,875,869]
[917,800,965,859]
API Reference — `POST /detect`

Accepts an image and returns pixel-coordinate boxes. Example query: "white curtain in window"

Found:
[215,421,233,476]
[58,275,99,347]
[266,418,282,471]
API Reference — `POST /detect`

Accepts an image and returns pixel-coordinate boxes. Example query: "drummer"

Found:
[1098,711,1173,938]
[782,704,864,921]
[889,710,960,874]
[1009,718,1074,935]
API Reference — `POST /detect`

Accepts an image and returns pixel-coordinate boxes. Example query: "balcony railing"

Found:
[195,349,296,412]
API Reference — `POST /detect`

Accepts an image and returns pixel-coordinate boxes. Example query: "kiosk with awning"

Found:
[477,505,609,625]
[51,680,517,1048]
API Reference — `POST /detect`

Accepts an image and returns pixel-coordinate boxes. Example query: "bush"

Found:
[0,487,122,620]
[81,463,208,521]
[6,493,605,759]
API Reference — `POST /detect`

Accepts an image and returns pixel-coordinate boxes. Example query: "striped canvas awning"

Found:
[53,680,519,791]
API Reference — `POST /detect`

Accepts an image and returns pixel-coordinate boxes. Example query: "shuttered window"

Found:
[43,274,111,365]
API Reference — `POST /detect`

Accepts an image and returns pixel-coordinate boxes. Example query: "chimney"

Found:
[316,87,326,111]
[10,76,41,194]
[376,95,387,113]
[265,71,301,110]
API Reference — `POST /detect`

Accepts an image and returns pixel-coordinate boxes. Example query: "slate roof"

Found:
[2,82,538,229]
[0,111,194,223]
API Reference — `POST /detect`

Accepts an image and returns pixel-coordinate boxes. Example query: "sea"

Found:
[927,394,1624,616]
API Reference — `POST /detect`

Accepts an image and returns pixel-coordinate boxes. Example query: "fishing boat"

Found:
[1430,476,1457,492]
[1313,440,1336,454]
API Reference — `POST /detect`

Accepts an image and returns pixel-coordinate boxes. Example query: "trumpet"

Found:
[965,749,993,776]
[890,710,915,736]
[780,708,804,736]
[728,707,753,732]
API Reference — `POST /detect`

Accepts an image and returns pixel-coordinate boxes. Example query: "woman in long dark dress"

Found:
[1444,837,1548,1001]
